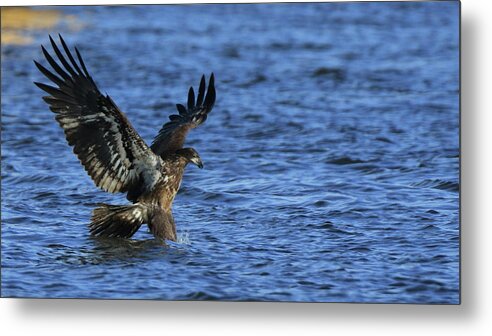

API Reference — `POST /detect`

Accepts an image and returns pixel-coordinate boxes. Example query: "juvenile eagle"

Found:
[34,35,216,241]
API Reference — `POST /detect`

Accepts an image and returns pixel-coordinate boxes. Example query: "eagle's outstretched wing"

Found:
[150,73,215,157]
[34,35,161,194]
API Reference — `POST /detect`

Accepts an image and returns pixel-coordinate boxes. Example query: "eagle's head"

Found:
[176,148,203,169]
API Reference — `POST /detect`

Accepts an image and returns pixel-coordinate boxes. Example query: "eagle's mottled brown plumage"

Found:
[34,35,216,241]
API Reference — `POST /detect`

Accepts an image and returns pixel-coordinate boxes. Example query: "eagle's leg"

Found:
[147,208,177,242]
[89,203,147,238]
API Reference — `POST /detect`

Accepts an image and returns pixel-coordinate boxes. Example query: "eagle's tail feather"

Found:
[89,203,147,238]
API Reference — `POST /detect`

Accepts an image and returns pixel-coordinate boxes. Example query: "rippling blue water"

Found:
[1,2,459,303]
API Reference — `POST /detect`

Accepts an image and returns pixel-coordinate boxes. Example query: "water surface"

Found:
[1,2,460,303]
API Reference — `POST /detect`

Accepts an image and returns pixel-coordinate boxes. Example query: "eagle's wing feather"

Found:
[150,73,215,157]
[34,35,161,194]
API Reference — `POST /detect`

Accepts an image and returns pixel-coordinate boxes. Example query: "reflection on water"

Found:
[1,3,459,303]
[1,7,80,45]
[51,238,175,266]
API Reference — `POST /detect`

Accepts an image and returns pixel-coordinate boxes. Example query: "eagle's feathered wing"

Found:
[34,35,162,195]
[150,73,216,157]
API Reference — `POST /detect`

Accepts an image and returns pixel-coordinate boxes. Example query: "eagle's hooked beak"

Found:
[191,157,204,169]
